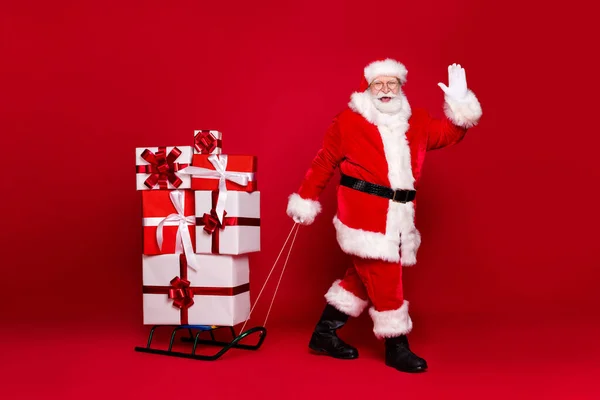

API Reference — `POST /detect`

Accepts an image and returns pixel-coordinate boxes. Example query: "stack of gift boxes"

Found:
[135,130,260,327]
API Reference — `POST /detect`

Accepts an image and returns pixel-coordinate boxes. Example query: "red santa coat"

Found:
[287,61,482,266]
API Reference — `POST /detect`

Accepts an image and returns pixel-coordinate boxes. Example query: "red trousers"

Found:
[324,255,413,339]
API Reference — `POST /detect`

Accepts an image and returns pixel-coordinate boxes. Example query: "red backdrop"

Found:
[1,0,598,331]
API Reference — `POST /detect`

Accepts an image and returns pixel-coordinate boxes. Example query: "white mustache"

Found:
[376,92,397,99]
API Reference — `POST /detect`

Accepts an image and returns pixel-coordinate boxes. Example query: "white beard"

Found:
[369,90,405,115]
[348,88,412,129]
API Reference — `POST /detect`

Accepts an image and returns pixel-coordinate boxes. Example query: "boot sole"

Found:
[308,344,358,359]
[385,361,428,373]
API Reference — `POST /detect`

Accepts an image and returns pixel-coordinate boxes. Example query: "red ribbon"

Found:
[142,254,250,324]
[175,254,190,324]
[201,208,227,234]
[136,146,189,189]
[194,131,222,154]
[168,276,194,310]
[196,191,260,253]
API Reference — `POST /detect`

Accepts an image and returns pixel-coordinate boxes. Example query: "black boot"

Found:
[385,335,428,372]
[308,304,358,359]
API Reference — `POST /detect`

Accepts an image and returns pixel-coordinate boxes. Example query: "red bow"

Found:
[194,131,218,153]
[140,147,185,189]
[168,276,194,309]
[202,209,227,234]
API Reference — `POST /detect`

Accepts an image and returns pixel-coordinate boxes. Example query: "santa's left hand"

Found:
[437,63,469,101]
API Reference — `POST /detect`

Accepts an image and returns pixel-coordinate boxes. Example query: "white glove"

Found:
[437,63,469,101]
[292,216,306,224]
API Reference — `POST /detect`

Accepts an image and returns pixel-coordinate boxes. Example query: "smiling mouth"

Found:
[379,97,392,103]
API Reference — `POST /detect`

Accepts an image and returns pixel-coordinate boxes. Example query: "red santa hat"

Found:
[358,58,408,92]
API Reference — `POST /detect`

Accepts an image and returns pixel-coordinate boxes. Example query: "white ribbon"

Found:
[178,154,255,224]
[154,190,199,271]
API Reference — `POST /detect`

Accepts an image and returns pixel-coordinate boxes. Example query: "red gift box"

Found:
[141,190,198,268]
[180,154,257,192]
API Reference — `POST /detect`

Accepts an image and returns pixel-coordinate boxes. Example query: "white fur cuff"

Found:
[286,193,321,225]
[443,89,482,128]
[324,279,369,317]
[400,229,421,266]
[369,301,413,339]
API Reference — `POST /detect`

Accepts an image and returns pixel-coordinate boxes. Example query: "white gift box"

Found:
[194,130,222,154]
[142,253,250,326]
[195,190,260,255]
[135,146,193,190]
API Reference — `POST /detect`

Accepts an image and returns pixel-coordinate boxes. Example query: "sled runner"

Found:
[134,324,267,361]
[134,223,299,361]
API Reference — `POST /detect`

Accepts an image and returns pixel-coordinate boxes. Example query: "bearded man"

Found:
[285,59,482,373]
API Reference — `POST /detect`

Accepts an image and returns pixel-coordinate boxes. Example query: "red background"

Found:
[1,0,599,398]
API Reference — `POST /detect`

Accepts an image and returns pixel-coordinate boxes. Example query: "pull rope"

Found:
[262,222,299,327]
[239,222,299,335]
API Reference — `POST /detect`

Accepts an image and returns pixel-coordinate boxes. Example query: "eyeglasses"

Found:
[370,80,400,91]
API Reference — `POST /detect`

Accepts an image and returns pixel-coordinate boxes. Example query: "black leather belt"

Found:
[340,174,416,203]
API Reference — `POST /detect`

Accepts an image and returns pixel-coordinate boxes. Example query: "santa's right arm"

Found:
[427,63,482,150]
[286,117,344,225]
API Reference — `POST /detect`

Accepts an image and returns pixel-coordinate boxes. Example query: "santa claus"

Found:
[286,58,482,372]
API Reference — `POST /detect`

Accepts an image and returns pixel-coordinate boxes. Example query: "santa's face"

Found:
[368,76,405,114]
